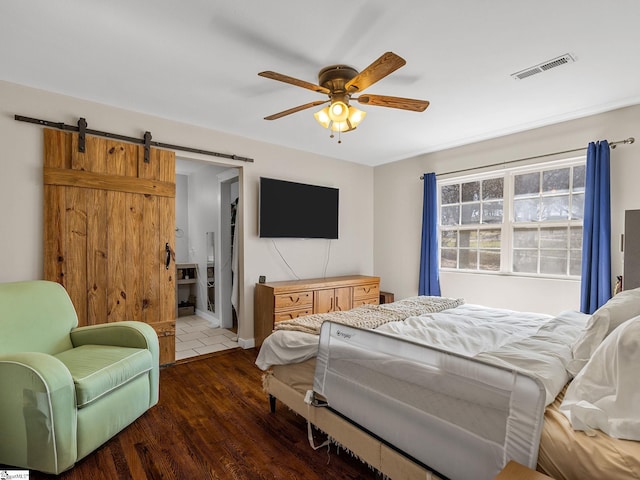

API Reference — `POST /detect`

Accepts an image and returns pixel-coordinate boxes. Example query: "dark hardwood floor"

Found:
[24,349,377,479]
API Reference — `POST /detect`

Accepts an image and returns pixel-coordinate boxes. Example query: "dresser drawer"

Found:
[274,291,313,309]
[352,283,380,300]
[274,308,313,323]
[254,275,380,347]
[353,297,379,308]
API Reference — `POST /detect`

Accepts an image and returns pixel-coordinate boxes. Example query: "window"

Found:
[439,160,585,277]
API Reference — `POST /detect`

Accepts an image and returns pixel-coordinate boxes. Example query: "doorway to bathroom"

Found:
[174,158,240,361]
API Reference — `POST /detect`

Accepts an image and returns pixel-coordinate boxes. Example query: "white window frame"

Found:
[437,156,586,279]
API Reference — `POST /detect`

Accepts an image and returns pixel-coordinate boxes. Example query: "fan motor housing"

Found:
[318,65,358,93]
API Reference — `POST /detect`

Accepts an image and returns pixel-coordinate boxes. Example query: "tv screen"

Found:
[259,177,339,239]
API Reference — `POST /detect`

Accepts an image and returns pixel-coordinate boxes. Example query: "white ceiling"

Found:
[2,0,639,167]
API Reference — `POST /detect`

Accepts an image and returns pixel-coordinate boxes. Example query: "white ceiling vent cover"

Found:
[511,53,576,80]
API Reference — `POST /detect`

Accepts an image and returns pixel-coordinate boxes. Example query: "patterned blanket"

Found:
[273,296,464,335]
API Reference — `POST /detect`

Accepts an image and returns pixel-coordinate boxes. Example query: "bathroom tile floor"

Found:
[175,314,239,361]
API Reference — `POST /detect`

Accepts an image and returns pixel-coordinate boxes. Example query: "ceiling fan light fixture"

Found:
[313,106,331,128]
[328,100,349,122]
[347,106,366,128]
[315,104,366,133]
[330,121,350,133]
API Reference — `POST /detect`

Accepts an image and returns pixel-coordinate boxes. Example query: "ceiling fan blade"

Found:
[356,94,430,112]
[264,100,329,120]
[258,71,330,94]
[345,52,406,92]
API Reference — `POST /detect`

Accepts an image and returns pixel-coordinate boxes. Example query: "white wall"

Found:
[374,105,640,314]
[175,174,190,262]
[0,80,375,346]
[187,164,223,316]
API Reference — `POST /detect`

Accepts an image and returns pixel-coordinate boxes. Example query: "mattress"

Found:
[260,304,587,405]
[312,321,546,480]
[270,360,640,480]
[538,387,640,480]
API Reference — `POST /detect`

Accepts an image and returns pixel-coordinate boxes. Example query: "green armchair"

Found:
[0,280,159,474]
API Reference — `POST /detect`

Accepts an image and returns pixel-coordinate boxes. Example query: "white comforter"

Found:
[256,303,589,405]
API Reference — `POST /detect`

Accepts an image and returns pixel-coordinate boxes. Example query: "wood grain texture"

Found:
[159,194,176,364]
[18,349,376,480]
[43,129,176,364]
[107,191,127,323]
[43,185,66,283]
[141,194,160,325]
[43,129,71,169]
[44,167,175,197]
[65,186,88,325]
[125,192,144,323]
[495,461,553,480]
[87,188,108,326]
[254,276,380,346]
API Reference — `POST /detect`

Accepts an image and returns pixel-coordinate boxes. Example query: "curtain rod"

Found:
[420,137,635,179]
[14,115,254,163]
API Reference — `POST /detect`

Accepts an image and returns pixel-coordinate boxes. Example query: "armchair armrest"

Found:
[0,352,77,474]
[70,320,158,352]
[70,321,160,406]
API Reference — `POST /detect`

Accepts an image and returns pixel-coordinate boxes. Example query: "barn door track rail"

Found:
[15,115,254,163]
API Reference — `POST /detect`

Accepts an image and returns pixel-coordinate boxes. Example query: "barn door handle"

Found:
[165,243,172,270]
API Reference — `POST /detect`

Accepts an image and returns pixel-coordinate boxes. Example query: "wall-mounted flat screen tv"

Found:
[259,177,339,239]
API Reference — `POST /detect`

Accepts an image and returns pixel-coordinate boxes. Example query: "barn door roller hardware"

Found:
[14,115,254,163]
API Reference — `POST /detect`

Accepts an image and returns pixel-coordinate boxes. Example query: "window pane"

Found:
[441,248,457,268]
[438,161,584,279]
[461,203,480,224]
[479,250,500,271]
[441,230,457,248]
[459,249,477,269]
[441,184,459,205]
[462,181,480,202]
[482,200,503,224]
[571,193,584,219]
[514,198,539,222]
[540,227,567,249]
[513,250,538,273]
[569,249,582,276]
[441,205,459,225]
[540,195,569,221]
[514,228,538,248]
[543,168,570,193]
[540,250,568,275]
[478,229,501,249]
[459,230,478,248]
[570,227,582,249]
[514,172,540,197]
[482,178,504,200]
[573,165,586,192]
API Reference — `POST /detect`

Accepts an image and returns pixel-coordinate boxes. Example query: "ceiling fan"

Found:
[259,52,429,139]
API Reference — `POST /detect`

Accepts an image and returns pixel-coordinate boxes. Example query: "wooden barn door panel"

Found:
[43,129,176,364]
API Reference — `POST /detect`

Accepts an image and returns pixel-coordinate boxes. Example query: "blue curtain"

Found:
[580,140,611,314]
[419,173,441,296]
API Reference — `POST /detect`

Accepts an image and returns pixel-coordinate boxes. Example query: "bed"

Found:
[256,293,640,480]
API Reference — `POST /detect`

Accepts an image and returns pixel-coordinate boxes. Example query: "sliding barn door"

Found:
[43,128,176,364]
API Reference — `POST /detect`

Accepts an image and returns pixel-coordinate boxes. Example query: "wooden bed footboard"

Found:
[264,372,443,480]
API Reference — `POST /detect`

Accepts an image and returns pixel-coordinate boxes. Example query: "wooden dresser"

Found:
[254,275,380,346]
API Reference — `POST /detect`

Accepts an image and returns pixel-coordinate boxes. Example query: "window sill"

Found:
[439,269,581,282]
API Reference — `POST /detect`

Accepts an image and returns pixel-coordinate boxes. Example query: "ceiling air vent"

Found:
[511,53,576,80]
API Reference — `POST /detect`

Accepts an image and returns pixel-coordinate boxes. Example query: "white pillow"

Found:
[568,287,640,376]
[560,315,640,440]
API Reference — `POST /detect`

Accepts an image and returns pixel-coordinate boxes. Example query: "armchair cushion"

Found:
[54,345,153,408]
